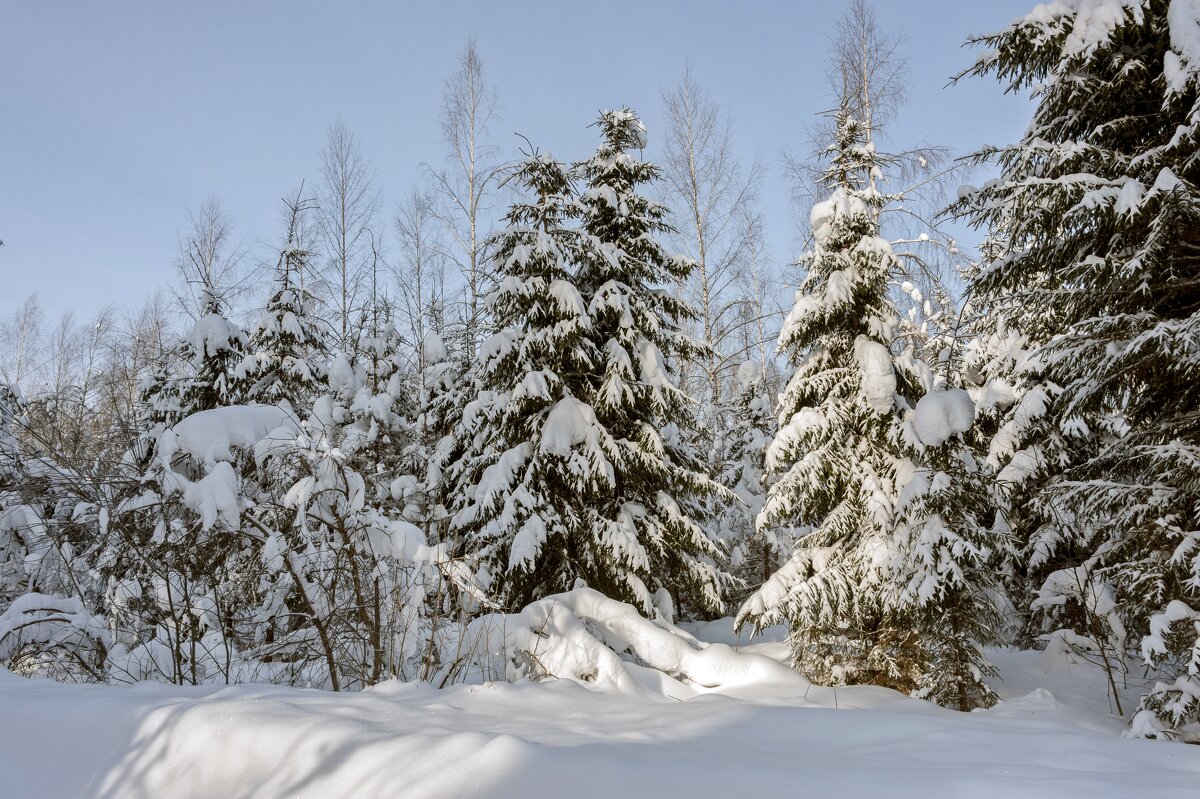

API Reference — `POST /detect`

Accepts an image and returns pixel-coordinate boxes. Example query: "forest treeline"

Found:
[2,0,1198,742]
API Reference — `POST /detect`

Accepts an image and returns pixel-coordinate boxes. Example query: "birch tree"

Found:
[428,38,503,356]
[317,121,381,354]
[660,64,763,412]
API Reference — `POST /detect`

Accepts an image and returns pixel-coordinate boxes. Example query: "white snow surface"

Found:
[1167,0,1200,92]
[184,312,244,356]
[539,396,601,456]
[2,589,1198,797]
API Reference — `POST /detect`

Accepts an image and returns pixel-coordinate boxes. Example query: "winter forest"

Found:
[3,1,1200,795]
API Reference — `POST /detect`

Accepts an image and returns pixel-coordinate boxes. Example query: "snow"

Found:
[184,312,244,356]
[539,397,596,456]
[605,108,649,149]
[422,332,447,364]
[146,405,303,532]
[158,404,299,466]
[1027,1,1144,59]
[912,388,976,446]
[3,592,1199,798]
[810,186,866,246]
[735,359,762,386]
[853,335,897,414]
[1167,0,1200,92]
[1114,178,1145,217]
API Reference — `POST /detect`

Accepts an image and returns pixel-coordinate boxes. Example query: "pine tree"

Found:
[238,200,328,410]
[717,361,788,607]
[569,110,727,616]
[890,388,1008,709]
[449,152,604,608]
[737,109,926,688]
[955,0,1200,738]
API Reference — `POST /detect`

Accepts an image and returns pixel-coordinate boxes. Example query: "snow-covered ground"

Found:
[2,607,1198,798]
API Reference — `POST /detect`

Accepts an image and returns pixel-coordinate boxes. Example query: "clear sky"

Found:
[1,1,1034,321]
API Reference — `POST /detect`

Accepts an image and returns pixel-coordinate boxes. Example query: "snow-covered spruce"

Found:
[448,153,602,608]
[739,108,968,700]
[571,110,728,616]
[889,388,1010,709]
[453,131,725,618]
[955,0,1200,739]
[715,360,793,607]
[236,204,328,410]
[395,331,458,550]
[143,285,247,429]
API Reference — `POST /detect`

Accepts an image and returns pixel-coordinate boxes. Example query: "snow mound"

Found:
[453,588,809,700]
[3,634,1199,798]
[913,389,975,446]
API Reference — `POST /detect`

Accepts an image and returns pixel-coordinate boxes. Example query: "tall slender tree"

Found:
[737,109,925,688]
[317,121,380,354]
[237,193,328,410]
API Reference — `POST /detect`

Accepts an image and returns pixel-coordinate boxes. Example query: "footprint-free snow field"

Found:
[2,600,1198,798]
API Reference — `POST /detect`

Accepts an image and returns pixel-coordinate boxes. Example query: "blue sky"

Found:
[1,1,1033,320]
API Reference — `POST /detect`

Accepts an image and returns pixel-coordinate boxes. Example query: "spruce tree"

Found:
[238,202,328,410]
[449,152,602,608]
[737,110,925,688]
[717,361,787,607]
[958,240,1062,647]
[890,388,1008,709]
[142,286,247,429]
[955,0,1200,738]
[570,110,726,616]
[179,287,247,415]
[394,332,457,549]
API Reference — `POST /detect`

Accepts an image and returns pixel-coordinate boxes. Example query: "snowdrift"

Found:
[447,587,814,700]
[1,589,1199,797]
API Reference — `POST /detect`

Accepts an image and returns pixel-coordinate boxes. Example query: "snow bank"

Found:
[2,634,1198,798]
